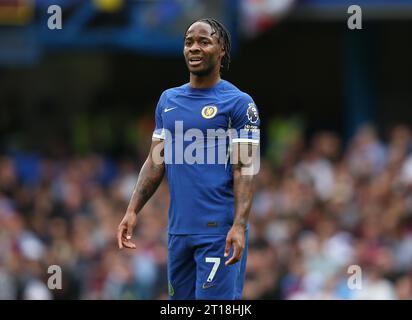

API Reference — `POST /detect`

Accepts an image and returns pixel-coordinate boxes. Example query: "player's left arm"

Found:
[225,94,260,266]
[224,142,259,266]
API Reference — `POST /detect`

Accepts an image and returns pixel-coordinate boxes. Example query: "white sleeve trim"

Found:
[232,138,260,144]
[152,132,165,140]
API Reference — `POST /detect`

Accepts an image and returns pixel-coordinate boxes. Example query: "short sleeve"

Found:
[152,91,166,140]
[230,94,260,145]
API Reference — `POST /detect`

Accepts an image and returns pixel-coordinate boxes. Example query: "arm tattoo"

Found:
[232,163,255,228]
[127,155,165,215]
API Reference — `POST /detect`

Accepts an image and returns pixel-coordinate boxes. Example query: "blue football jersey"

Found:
[152,80,260,234]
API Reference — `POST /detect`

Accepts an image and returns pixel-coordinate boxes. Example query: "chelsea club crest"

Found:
[201,105,218,119]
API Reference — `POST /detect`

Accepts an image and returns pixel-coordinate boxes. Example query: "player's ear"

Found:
[220,45,225,59]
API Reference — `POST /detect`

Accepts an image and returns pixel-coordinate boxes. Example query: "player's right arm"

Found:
[117,138,165,249]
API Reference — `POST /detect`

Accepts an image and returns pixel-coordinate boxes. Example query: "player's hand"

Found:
[224,224,245,266]
[117,211,137,249]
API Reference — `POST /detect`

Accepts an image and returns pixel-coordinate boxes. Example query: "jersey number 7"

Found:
[205,257,221,282]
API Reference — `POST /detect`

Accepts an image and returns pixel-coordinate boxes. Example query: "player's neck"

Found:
[189,72,221,89]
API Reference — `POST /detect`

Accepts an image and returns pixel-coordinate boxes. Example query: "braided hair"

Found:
[185,18,232,72]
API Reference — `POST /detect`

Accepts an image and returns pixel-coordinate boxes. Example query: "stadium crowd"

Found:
[1,123,412,300]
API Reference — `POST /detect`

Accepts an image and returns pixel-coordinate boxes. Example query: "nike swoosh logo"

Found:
[164,107,177,113]
[202,282,216,289]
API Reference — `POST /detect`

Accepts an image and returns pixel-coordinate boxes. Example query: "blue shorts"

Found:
[167,232,248,300]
